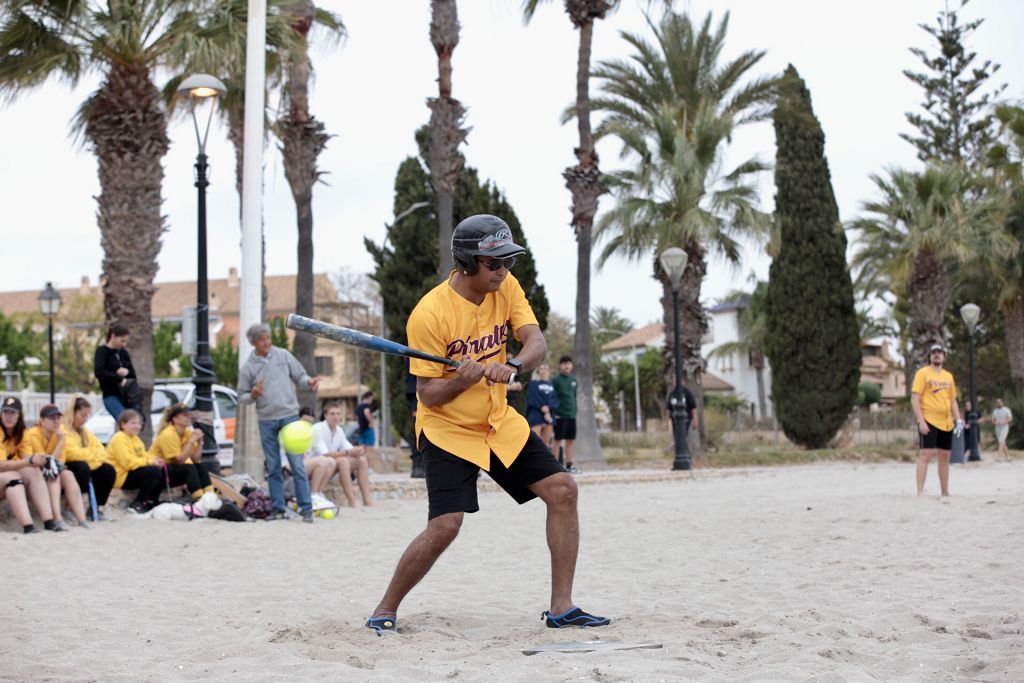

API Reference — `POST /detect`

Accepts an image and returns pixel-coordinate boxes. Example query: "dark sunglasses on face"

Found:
[478,256,516,272]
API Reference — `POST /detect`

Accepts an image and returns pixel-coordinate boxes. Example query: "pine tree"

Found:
[366,139,549,445]
[901,0,1005,166]
[765,66,861,449]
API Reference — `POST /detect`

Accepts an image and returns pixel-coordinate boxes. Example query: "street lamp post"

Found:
[379,201,430,448]
[37,282,62,403]
[178,74,227,474]
[960,303,981,462]
[659,247,691,471]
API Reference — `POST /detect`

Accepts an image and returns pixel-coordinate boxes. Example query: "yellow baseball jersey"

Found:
[150,426,193,464]
[62,426,109,470]
[24,425,60,458]
[911,366,957,431]
[2,435,30,460]
[108,431,155,488]
[408,273,539,470]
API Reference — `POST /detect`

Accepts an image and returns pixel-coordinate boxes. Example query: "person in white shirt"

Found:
[313,402,373,507]
[991,398,1014,462]
[282,407,338,500]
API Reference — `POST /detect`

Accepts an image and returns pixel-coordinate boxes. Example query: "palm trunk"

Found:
[752,349,768,419]
[561,17,609,465]
[86,63,169,443]
[908,248,950,370]
[428,0,466,277]
[1005,295,1024,393]
[277,0,329,408]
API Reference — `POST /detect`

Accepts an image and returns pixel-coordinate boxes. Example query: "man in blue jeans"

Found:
[238,323,319,522]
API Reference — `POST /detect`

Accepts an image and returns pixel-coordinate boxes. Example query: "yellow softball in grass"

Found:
[279,420,314,455]
[320,509,335,520]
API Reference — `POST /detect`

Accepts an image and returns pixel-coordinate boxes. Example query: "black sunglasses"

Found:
[478,256,516,272]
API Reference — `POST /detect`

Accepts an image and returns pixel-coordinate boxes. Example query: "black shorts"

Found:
[554,417,576,441]
[419,430,566,519]
[919,422,953,451]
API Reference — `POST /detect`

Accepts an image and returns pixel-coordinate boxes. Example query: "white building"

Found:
[701,300,773,419]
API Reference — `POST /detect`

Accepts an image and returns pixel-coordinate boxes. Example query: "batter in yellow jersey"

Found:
[366,214,610,634]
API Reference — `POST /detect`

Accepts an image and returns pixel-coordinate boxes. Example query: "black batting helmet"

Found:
[451,214,526,275]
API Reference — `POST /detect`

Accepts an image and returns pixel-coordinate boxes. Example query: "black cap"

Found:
[39,404,62,419]
[452,215,526,259]
[2,396,22,412]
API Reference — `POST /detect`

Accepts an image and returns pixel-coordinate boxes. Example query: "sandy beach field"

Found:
[2,460,1022,681]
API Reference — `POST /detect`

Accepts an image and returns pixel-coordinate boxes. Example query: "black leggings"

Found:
[166,462,211,497]
[121,466,164,504]
[65,461,116,506]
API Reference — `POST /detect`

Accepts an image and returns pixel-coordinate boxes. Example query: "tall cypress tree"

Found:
[765,66,860,449]
[366,139,549,445]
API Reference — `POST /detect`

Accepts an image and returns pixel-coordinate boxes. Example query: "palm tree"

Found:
[707,283,769,419]
[850,165,1012,373]
[986,104,1024,391]
[274,0,344,382]
[428,0,467,276]
[522,0,619,464]
[0,0,205,438]
[590,9,775,414]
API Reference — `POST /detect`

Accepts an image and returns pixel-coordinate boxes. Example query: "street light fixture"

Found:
[960,302,981,462]
[379,201,431,449]
[659,247,691,471]
[178,73,226,473]
[37,282,62,403]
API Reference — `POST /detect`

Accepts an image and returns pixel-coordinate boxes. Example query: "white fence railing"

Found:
[3,390,104,427]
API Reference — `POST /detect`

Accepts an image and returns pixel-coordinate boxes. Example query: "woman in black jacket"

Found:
[93,324,137,420]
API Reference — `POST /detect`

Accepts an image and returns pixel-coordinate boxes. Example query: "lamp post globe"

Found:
[960,303,981,462]
[177,73,226,473]
[38,282,62,403]
[659,247,691,471]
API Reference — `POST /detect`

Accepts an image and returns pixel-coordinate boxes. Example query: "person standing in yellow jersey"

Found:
[366,215,609,634]
[911,344,963,496]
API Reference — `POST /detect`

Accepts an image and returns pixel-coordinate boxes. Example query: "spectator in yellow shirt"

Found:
[150,404,214,500]
[107,409,164,512]
[61,396,117,521]
[25,404,89,529]
[1,396,57,532]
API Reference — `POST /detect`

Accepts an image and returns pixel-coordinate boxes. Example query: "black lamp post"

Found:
[659,247,691,471]
[37,282,62,403]
[178,74,226,473]
[960,302,981,462]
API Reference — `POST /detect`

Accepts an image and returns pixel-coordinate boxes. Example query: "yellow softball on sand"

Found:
[320,509,335,520]
[279,420,314,455]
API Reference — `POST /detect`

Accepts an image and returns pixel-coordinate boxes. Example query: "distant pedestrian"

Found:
[551,356,578,473]
[526,363,559,450]
[991,398,1013,462]
[237,323,318,522]
[911,344,962,496]
[93,324,138,420]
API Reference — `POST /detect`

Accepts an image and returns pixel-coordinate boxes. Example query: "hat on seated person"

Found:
[2,396,22,413]
[39,404,62,419]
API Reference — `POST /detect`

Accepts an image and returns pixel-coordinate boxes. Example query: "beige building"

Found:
[0,270,376,412]
[859,339,906,406]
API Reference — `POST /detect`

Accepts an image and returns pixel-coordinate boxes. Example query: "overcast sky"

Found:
[0,0,1021,329]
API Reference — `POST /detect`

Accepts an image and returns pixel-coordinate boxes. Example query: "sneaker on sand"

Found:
[301,509,314,524]
[567,465,579,474]
[541,606,610,628]
[76,518,92,529]
[51,520,70,532]
[365,615,397,635]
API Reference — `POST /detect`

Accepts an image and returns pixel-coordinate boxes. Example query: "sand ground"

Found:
[2,460,1022,681]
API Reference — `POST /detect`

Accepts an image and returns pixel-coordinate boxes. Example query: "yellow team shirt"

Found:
[62,426,109,470]
[408,272,539,470]
[24,425,61,459]
[108,431,155,488]
[911,366,958,431]
[150,425,193,464]
[2,434,31,460]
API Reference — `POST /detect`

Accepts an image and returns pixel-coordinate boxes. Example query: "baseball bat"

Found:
[285,314,517,384]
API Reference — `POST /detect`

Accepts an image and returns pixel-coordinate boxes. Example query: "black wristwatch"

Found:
[506,358,523,373]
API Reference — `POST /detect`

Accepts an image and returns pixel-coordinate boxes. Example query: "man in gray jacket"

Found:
[238,323,320,521]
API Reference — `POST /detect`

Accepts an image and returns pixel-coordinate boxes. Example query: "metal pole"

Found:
[670,288,691,470]
[380,308,389,447]
[631,345,642,432]
[193,151,219,473]
[47,318,55,403]
[967,330,981,461]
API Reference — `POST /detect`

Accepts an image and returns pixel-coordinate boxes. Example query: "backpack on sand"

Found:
[243,488,273,519]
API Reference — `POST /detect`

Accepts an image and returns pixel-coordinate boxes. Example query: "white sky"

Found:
[0,0,1021,328]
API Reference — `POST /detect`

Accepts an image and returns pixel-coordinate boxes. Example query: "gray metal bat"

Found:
[285,314,517,384]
